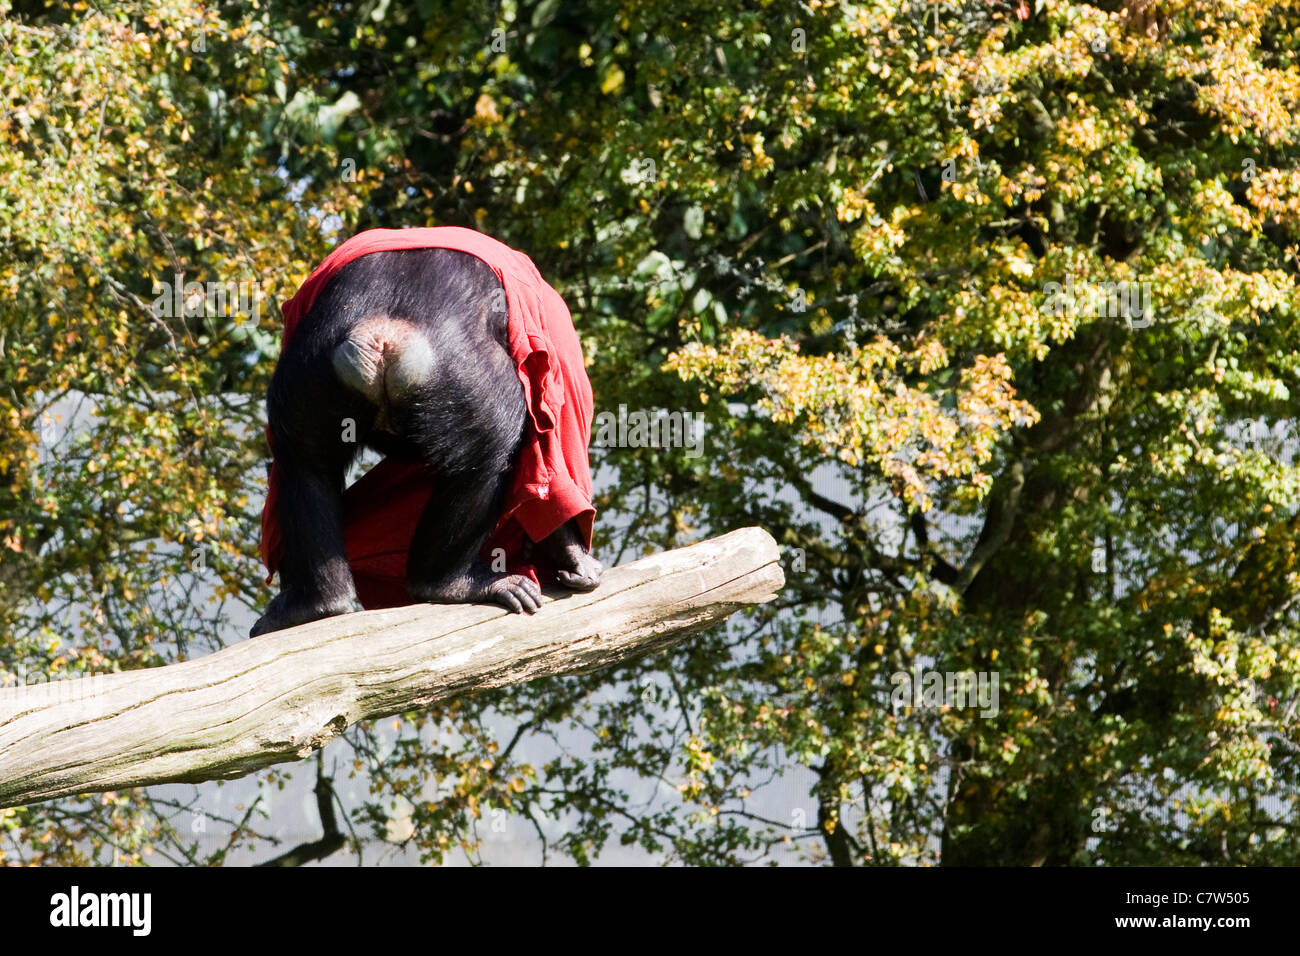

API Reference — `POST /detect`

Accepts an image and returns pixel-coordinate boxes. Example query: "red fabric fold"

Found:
[258,226,595,609]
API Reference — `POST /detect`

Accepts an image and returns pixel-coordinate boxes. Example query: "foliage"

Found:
[2,0,1299,865]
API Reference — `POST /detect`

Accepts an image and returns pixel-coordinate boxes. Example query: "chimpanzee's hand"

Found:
[556,549,602,592]
[538,519,603,592]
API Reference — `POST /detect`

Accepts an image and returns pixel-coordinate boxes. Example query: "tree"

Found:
[2,0,1298,866]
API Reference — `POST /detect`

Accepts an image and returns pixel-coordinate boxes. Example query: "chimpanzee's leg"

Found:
[405,467,543,614]
[250,451,356,636]
[251,358,362,636]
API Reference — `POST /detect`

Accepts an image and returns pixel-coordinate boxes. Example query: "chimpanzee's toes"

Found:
[485,573,543,614]
[413,569,543,614]
[250,591,357,637]
[250,591,293,637]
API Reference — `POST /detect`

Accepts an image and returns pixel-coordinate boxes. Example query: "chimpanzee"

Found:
[251,232,602,638]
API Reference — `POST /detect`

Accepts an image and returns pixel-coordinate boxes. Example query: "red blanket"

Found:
[259,226,595,609]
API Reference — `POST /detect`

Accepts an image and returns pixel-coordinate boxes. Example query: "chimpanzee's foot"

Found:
[411,564,543,614]
[250,589,358,637]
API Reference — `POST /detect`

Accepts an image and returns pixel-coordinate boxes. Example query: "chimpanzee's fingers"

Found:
[557,569,600,592]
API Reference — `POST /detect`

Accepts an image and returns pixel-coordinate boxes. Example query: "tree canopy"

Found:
[2,0,1299,865]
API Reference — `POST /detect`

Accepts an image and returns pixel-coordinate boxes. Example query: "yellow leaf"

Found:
[601,64,625,95]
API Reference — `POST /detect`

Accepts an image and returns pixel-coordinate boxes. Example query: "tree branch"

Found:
[256,760,345,867]
[0,527,784,809]
[954,460,1026,594]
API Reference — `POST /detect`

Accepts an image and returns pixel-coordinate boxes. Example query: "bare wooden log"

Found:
[0,526,783,808]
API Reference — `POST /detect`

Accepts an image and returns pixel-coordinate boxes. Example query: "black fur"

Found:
[251,248,601,637]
